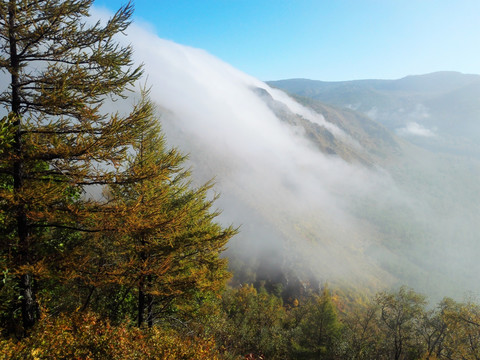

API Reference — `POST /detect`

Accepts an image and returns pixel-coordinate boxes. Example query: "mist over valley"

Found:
[121,23,480,301]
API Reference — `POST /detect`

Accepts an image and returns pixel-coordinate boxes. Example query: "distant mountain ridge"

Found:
[268,72,480,157]
[268,71,480,97]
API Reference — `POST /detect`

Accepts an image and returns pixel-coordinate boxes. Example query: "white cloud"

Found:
[111,18,403,284]
[397,122,436,137]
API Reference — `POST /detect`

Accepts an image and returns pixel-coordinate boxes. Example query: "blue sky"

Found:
[94,0,480,81]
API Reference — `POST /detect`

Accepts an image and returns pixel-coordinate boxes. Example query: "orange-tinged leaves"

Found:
[0,312,223,360]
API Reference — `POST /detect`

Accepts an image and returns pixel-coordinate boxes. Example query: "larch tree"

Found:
[68,110,236,327]
[290,287,342,360]
[0,0,151,332]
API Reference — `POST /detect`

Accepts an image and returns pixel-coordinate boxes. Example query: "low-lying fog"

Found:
[95,8,480,300]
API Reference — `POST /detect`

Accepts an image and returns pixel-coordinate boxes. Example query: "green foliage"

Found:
[341,301,384,360]
[0,115,14,155]
[4,278,480,360]
[440,298,480,359]
[374,286,427,360]
[0,0,148,331]
[201,284,345,360]
[340,287,480,360]
[0,312,222,360]
[216,285,289,359]
[0,0,234,337]
[63,111,236,326]
[290,288,342,360]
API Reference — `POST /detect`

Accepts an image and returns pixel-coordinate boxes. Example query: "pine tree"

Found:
[0,0,148,332]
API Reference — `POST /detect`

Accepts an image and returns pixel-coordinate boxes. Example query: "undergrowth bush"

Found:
[0,312,221,360]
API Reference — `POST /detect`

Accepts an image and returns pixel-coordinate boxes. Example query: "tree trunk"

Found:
[20,274,37,330]
[137,277,145,327]
[147,275,153,328]
[8,0,37,331]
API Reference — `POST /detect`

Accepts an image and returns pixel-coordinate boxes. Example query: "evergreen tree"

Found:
[290,287,342,359]
[0,0,148,332]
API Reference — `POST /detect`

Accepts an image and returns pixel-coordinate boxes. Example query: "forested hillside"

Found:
[269,73,480,157]
[2,1,480,359]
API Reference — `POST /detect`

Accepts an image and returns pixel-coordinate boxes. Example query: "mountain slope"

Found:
[122,25,480,299]
[269,72,480,157]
